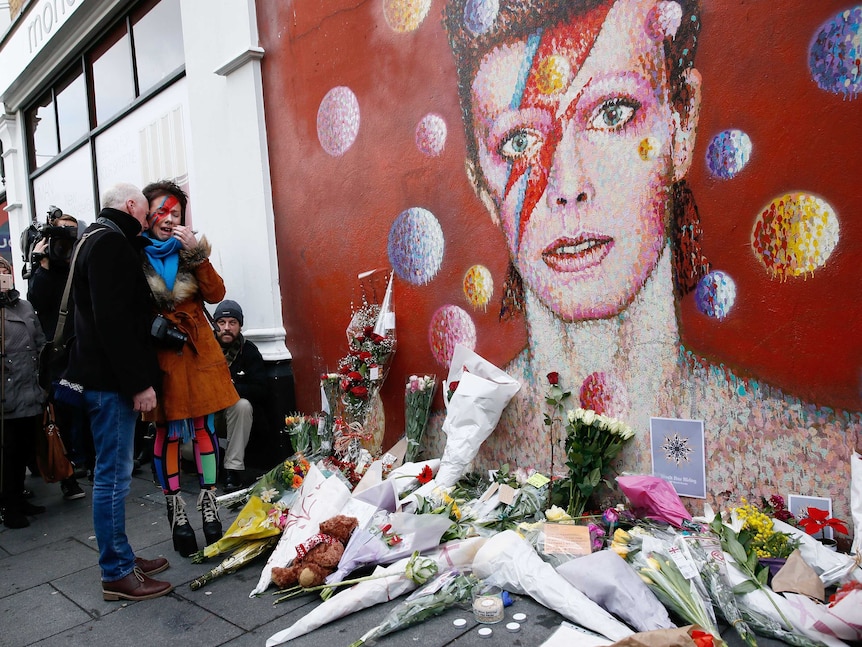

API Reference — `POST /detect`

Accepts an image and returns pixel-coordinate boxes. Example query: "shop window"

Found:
[133,0,184,93]
[91,28,135,126]
[28,92,58,169]
[56,70,89,150]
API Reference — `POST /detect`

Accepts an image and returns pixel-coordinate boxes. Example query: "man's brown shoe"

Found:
[102,567,173,601]
[134,555,169,576]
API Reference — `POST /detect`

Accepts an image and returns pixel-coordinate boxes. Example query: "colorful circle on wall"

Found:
[415,114,447,156]
[579,372,629,418]
[463,264,493,310]
[317,87,360,157]
[388,207,445,285]
[751,193,840,278]
[383,0,432,32]
[463,0,500,36]
[809,6,862,98]
[429,305,477,367]
[645,1,683,42]
[535,55,570,95]
[705,129,752,179]
[695,270,737,320]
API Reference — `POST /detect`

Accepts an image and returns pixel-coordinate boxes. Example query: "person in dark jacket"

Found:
[213,299,268,493]
[0,256,47,529]
[65,182,172,601]
[27,212,89,501]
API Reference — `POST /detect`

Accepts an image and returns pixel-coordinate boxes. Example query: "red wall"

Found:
[257,1,862,446]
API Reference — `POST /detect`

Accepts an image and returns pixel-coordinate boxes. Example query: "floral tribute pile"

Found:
[192,353,862,647]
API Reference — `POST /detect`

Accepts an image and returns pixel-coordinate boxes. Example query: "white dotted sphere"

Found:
[695,270,737,320]
[388,207,445,285]
[416,114,447,156]
[317,87,360,157]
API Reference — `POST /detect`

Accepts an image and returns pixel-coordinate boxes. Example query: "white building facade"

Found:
[0,0,289,361]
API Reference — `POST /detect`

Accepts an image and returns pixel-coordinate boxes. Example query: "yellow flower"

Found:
[545,505,573,522]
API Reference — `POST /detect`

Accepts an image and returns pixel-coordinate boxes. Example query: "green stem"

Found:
[272,571,397,605]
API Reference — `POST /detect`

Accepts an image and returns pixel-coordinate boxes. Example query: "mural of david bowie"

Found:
[440,0,860,516]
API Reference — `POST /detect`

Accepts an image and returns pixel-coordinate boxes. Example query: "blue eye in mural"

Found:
[415,113,448,157]
[317,86,361,157]
[705,129,752,179]
[428,304,477,367]
[695,270,737,320]
[463,0,500,37]
[387,207,445,285]
[809,6,862,98]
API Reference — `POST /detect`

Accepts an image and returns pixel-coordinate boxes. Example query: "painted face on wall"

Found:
[147,195,182,242]
[470,0,696,322]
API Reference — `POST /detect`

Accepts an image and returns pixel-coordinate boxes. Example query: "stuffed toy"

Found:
[271,514,359,589]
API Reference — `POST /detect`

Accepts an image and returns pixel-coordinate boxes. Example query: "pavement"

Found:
[1,466,789,647]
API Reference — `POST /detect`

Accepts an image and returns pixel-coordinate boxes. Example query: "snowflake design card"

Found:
[650,417,706,499]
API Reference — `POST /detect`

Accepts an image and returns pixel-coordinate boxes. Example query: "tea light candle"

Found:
[472,594,504,624]
[478,627,493,638]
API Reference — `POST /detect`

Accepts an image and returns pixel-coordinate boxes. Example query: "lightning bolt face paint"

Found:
[470,0,689,322]
[146,195,181,241]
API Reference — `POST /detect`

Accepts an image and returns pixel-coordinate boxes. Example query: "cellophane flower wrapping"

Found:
[350,568,481,646]
[617,475,693,528]
[250,464,352,596]
[265,537,488,646]
[472,529,633,641]
[771,518,862,586]
[332,272,396,457]
[326,511,453,584]
[404,374,437,463]
[611,525,721,642]
[561,408,635,517]
[556,549,675,633]
[436,344,520,488]
[193,454,312,562]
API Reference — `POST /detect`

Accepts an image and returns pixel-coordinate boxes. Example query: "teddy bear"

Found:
[271,514,359,589]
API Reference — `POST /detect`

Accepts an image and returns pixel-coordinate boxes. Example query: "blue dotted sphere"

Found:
[809,6,862,98]
[463,0,499,36]
[705,130,752,180]
[388,207,445,285]
[695,270,737,320]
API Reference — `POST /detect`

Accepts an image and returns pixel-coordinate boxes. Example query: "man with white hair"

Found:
[65,182,173,601]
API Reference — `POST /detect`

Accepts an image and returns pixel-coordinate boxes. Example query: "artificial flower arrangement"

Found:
[798,506,849,542]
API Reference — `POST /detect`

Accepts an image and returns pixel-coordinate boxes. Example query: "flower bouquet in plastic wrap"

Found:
[404,374,437,463]
[331,270,396,458]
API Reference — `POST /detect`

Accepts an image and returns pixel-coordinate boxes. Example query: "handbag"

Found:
[35,402,74,483]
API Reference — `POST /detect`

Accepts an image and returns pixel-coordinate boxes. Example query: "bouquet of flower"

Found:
[561,408,635,517]
[348,568,481,647]
[191,454,312,563]
[732,499,799,560]
[284,414,321,457]
[404,374,436,463]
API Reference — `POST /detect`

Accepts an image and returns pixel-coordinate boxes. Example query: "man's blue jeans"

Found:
[84,390,138,582]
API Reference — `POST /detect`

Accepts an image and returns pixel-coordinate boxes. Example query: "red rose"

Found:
[359,351,372,361]
[448,380,459,393]
[363,326,374,335]
[340,379,350,391]
[547,372,559,385]
[348,371,363,381]
[371,333,386,343]
[350,385,369,398]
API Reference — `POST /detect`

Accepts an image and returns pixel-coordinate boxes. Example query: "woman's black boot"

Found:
[166,493,198,557]
[198,488,222,547]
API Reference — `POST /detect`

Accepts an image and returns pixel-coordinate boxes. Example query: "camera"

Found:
[150,314,188,350]
[19,205,80,279]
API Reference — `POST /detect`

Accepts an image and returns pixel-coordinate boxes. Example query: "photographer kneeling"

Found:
[141,181,238,556]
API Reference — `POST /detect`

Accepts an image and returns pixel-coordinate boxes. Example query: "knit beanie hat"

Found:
[214,299,243,326]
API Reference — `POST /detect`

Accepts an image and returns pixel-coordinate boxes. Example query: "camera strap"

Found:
[53,222,119,348]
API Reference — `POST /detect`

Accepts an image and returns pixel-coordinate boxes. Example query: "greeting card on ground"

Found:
[649,417,706,499]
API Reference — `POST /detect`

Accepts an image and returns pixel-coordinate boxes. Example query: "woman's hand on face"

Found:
[172,225,197,250]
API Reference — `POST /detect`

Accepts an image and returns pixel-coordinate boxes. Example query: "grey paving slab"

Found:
[0,583,93,647]
[30,592,244,647]
[0,536,96,599]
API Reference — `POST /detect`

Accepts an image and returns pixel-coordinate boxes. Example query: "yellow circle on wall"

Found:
[383,0,432,32]
[463,265,494,310]
[751,192,840,279]
[535,55,570,95]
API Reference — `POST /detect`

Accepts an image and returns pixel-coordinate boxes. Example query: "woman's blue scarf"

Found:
[143,234,183,291]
